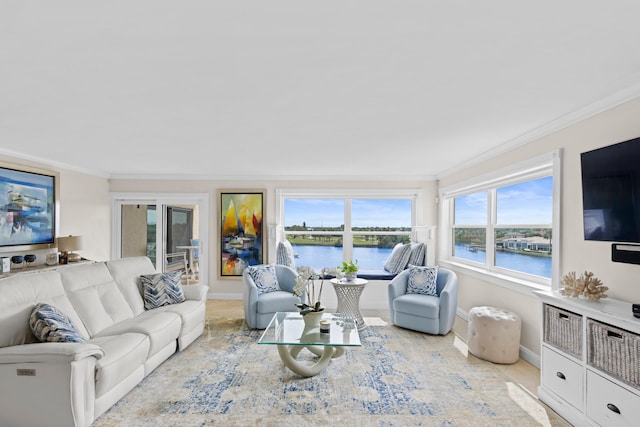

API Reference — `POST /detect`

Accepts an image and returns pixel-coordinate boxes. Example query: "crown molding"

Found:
[0,147,111,179]
[107,173,439,182]
[437,80,640,180]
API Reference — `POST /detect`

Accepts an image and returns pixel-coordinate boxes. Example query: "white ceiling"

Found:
[2,1,640,180]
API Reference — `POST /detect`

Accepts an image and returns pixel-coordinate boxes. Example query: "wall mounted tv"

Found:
[0,164,56,250]
[581,136,640,243]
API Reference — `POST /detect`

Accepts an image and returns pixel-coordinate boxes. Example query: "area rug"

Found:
[93,316,568,427]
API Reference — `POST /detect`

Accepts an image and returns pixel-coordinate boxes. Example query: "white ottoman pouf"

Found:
[467,306,521,364]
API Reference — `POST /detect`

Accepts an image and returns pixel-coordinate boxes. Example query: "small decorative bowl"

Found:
[24,254,37,263]
[11,255,24,264]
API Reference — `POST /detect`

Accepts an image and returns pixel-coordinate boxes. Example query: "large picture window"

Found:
[441,151,560,289]
[277,190,420,271]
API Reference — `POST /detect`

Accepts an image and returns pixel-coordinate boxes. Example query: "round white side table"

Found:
[330,278,368,330]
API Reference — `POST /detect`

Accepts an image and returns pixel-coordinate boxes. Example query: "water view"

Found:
[291,244,552,278]
[291,245,393,271]
[454,243,551,278]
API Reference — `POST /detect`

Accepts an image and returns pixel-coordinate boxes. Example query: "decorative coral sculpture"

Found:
[561,271,608,301]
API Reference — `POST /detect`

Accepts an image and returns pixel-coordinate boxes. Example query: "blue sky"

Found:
[284,199,412,228]
[455,176,553,224]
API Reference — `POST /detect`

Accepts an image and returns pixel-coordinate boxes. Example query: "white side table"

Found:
[330,278,368,330]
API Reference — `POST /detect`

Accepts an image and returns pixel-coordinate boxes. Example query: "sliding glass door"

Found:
[120,204,157,264]
[166,206,193,255]
[112,193,209,285]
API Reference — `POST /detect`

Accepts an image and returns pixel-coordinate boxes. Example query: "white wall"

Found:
[438,96,640,359]
[57,169,111,261]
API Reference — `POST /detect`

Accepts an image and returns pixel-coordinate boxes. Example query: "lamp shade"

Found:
[58,235,83,252]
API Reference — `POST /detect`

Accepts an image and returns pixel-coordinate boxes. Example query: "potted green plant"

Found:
[338,260,359,282]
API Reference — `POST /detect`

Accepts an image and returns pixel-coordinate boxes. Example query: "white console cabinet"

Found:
[535,290,640,426]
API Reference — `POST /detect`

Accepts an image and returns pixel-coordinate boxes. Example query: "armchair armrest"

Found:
[0,342,104,364]
[388,269,410,299]
[436,269,458,335]
[388,269,410,314]
[182,284,209,301]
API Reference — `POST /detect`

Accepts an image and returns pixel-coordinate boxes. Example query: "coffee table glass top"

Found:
[258,312,361,347]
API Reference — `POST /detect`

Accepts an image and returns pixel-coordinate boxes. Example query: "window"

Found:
[277,189,420,271]
[441,151,560,289]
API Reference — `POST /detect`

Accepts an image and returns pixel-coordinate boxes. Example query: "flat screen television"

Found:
[0,165,56,249]
[581,136,640,243]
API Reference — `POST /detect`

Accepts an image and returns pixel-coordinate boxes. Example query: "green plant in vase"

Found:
[338,260,359,281]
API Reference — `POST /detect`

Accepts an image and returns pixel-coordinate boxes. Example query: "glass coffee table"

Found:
[258,312,361,377]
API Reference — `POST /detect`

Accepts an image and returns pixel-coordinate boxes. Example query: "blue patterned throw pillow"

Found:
[407,242,426,266]
[407,266,439,296]
[140,270,186,310]
[384,243,411,274]
[30,303,86,343]
[247,264,281,294]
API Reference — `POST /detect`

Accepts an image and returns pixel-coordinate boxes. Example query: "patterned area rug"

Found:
[93,316,568,426]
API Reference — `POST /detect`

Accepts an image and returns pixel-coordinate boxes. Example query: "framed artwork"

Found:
[218,190,265,278]
[0,162,57,251]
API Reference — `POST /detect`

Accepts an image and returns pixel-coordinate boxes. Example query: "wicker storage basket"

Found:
[543,304,582,358]
[588,319,640,390]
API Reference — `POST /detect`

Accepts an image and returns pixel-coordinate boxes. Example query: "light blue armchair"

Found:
[243,264,302,329]
[388,267,458,335]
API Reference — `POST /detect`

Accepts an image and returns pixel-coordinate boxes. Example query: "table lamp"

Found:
[58,235,83,264]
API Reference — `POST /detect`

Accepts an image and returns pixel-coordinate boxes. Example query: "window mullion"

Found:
[487,189,496,268]
[343,199,353,261]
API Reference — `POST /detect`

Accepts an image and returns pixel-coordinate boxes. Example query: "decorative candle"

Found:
[320,319,330,334]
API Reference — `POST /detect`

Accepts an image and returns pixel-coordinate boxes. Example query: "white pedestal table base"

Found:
[277,344,345,377]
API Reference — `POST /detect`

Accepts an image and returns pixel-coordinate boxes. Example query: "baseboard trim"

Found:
[209,292,242,300]
[519,345,540,368]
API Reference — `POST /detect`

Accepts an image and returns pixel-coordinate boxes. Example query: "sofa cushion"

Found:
[384,243,411,274]
[393,293,440,319]
[0,272,90,347]
[149,299,206,340]
[247,264,281,294]
[106,256,158,316]
[94,311,181,358]
[407,265,438,296]
[29,303,87,343]
[139,271,186,310]
[89,333,150,398]
[60,262,135,337]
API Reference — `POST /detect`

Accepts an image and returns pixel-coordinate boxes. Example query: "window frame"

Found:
[275,188,423,265]
[438,150,562,294]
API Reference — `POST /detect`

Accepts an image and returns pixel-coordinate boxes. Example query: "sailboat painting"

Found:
[218,190,264,278]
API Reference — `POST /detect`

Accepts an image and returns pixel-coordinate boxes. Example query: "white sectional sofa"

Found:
[0,256,209,427]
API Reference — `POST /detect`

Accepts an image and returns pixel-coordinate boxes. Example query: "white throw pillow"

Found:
[407,265,439,296]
